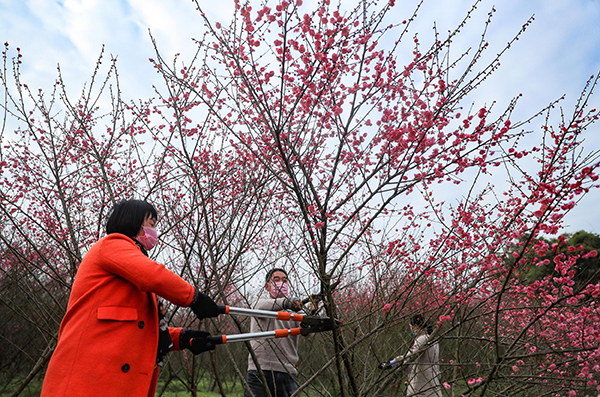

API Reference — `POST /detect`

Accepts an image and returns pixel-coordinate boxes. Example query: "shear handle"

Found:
[217,305,304,322]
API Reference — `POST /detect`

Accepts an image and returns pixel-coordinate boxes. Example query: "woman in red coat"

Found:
[41,199,220,396]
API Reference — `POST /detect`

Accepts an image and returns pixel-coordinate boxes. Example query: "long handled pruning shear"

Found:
[300,280,341,316]
[194,304,340,347]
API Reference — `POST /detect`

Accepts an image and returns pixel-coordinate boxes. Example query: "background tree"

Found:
[519,231,600,288]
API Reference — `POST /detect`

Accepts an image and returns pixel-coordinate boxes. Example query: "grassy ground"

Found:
[0,377,244,397]
[156,377,244,397]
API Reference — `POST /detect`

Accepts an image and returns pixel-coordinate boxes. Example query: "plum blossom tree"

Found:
[1,0,600,396]
[0,44,275,395]
[0,46,147,394]
[148,0,600,394]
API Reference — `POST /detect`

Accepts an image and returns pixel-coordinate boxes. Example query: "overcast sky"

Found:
[1,0,599,234]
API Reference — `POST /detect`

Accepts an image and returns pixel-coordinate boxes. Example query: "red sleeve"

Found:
[169,327,184,351]
[92,234,195,307]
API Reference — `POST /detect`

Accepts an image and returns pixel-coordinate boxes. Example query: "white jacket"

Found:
[394,332,442,397]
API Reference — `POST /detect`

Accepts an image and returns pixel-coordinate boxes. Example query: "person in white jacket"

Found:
[378,314,442,397]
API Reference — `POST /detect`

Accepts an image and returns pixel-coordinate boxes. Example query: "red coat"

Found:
[41,233,195,397]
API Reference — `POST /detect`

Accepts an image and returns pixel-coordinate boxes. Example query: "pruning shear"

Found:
[194,304,340,347]
[300,280,341,315]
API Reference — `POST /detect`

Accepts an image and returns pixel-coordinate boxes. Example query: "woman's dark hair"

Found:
[106,199,157,238]
[410,314,433,335]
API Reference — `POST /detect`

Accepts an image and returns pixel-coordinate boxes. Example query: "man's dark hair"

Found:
[106,199,157,238]
[410,314,433,335]
[265,268,288,283]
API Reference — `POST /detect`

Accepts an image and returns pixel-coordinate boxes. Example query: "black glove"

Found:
[283,298,302,312]
[189,290,221,320]
[378,362,392,370]
[180,329,215,355]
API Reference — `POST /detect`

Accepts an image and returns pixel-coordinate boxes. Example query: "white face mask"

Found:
[137,226,158,250]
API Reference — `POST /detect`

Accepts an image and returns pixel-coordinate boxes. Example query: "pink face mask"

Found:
[137,226,158,250]
[269,281,289,298]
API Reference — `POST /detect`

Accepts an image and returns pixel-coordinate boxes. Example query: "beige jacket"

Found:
[246,297,299,375]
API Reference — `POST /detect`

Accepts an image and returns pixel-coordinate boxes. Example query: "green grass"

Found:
[0,376,243,397]
[0,380,42,397]
[156,377,244,397]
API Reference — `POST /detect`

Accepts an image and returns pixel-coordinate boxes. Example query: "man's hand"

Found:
[180,329,215,355]
[283,298,302,312]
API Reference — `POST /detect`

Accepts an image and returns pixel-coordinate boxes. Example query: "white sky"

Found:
[1,0,599,235]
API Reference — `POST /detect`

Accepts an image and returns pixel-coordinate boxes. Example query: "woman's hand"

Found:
[180,329,215,355]
[189,291,221,319]
[377,359,397,370]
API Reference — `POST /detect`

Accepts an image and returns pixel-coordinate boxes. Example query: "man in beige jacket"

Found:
[245,268,302,397]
